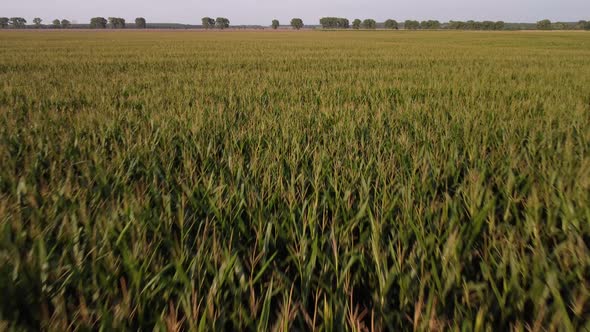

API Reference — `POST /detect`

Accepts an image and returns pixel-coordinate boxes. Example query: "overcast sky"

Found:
[3,0,589,25]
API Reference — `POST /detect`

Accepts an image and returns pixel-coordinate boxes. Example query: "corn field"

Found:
[0,30,589,331]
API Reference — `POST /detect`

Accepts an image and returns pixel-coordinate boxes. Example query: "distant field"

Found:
[0,31,589,331]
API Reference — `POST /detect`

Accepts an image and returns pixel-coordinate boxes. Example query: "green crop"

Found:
[0,30,589,331]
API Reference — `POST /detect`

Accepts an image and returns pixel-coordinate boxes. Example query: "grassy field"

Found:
[0,30,589,331]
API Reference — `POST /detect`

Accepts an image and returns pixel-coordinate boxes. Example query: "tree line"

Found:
[201,17,230,29]
[269,19,304,30]
[447,21,505,30]
[0,17,147,29]
[536,19,590,30]
[323,19,501,30]
[318,17,590,30]
[1,16,589,31]
[319,17,350,29]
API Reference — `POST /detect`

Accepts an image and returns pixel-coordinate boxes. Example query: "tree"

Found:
[339,18,350,29]
[384,19,398,30]
[9,17,27,28]
[135,17,146,29]
[0,17,9,29]
[420,20,441,29]
[448,20,504,31]
[215,17,230,29]
[481,21,496,30]
[352,19,361,29]
[90,17,107,29]
[271,19,279,29]
[52,19,61,28]
[404,20,420,30]
[201,17,215,29]
[291,18,303,30]
[33,18,42,28]
[362,19,376,29]
[448,21,465,29]
[320,17,334,28]
[319,17,349,29]
[537,19,551,30]
[61,19,71,28]
[109,17,126,29]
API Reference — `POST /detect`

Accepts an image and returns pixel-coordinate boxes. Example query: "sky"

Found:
[3,0,589,25]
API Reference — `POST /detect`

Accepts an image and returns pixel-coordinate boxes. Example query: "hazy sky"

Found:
[3,0,589,25]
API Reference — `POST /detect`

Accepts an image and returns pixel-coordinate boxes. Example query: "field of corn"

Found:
[0,30,589,331]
